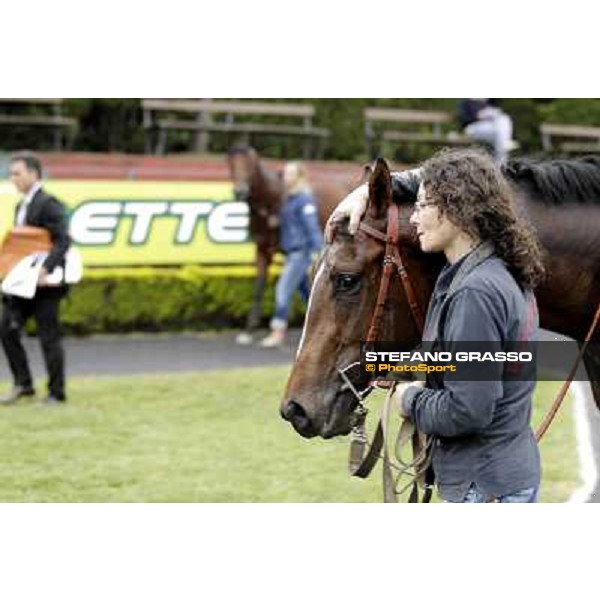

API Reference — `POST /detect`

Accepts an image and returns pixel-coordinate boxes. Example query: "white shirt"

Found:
[15,182,42,226]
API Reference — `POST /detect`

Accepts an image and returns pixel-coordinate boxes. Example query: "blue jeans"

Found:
[461,484,539,503]
[271,250,312,328]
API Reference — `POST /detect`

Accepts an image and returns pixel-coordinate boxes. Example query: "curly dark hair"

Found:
[420,147,546,290]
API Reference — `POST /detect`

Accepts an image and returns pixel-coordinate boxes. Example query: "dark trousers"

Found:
[0,289,67,399]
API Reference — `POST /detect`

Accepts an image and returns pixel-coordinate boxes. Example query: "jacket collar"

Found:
[423,241,496,343]
[433,241,496,300]
[21,182,43,207]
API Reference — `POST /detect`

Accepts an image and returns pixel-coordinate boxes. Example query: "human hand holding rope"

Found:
[392,381,426,419]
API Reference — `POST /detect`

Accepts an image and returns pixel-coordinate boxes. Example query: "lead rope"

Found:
[348,383,432,503]
[535,301,600,442]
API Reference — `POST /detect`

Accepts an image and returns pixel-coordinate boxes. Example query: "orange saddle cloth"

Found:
[0,227,52,278]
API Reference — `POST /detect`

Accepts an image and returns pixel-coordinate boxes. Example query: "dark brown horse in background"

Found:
[227,146,356,342]
[281,155,600,439]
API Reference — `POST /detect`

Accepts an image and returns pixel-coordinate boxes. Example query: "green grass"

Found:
[0,369,580,502]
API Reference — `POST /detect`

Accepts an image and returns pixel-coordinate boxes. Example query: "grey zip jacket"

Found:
[402,243,541,502]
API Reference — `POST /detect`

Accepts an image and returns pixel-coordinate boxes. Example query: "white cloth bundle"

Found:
[1,248,83,299]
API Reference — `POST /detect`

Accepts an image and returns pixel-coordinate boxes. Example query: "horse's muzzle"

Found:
[281,391,357,440]
[280,400,318,439]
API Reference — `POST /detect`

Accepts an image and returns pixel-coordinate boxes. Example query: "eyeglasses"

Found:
[413,200,437,213]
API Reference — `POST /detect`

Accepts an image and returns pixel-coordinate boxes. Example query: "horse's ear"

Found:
[367,158,392,219]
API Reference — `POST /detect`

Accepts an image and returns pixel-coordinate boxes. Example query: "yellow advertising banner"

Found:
[0,180,256,266]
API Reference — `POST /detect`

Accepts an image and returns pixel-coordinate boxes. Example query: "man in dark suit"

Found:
[0,152,70,405]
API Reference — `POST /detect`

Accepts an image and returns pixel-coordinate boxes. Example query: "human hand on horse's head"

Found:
[325,159,392,242]
[324,183,369,243]
[324,165,423,244]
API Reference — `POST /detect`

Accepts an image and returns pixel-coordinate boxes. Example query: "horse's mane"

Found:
[503,155,600,205]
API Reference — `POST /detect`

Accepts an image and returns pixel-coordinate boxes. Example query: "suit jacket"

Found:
[14,188,70,272]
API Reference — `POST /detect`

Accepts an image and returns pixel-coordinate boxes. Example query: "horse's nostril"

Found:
[281,400,306,422]
[281,400,314,436]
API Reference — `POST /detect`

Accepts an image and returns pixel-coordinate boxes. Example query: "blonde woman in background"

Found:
[260,162,323,348]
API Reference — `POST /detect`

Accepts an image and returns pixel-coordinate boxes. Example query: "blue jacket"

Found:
[402,244,541,502]
[279,192,323,255]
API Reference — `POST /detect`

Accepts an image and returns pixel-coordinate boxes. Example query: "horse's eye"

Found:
[334,273,362,295]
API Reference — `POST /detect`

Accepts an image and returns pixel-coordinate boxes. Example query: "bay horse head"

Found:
[227,145,261,201]
[281,159,443,439]
[226,145,283,235]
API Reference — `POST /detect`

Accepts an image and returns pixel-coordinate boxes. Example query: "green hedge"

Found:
[60,265,306,335]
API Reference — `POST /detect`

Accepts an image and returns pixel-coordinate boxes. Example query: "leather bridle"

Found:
[336,203,425,413]
[331,203,433,503]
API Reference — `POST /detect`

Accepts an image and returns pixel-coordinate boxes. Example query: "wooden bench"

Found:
[0,98,77,150]
[540,123,600,154]
[364,107,472,159]
[142,99,330,158]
